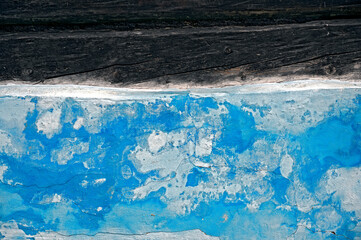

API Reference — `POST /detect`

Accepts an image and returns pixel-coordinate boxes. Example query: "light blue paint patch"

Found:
[0,81,361,239]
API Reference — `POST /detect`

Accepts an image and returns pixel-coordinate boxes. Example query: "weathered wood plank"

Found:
[1,0,361,26]
[1,19,360,86]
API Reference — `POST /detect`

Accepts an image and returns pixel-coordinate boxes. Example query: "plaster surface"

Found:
[0,80,361,239]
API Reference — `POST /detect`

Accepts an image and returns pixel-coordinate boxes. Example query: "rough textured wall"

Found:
[0,81,361,239]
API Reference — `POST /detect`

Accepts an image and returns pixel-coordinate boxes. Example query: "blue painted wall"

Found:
[0,82,361,239]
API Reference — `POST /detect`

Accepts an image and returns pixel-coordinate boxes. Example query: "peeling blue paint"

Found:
[0,82,361,239]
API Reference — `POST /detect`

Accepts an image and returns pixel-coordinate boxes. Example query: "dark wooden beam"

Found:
[1,0,361,26]
[1,19,360,86]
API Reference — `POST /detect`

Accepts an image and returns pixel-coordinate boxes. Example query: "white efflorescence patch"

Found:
[130,115,279,215]
[287,178,319,213]
[78,100,116,134]
[130,129,193,178]
[195,135,214,157]
[148,131,167,153]
[0,99,35,157]
[35,99,63,138]
[36,110,62,138]
[133,146,184,178]
[0,98,34,132]
[39,194,62,204]
[51,194,62,203]
[0,222,219,240]
[314,207,342,231]
[83,161,90,169]
[0,164,8,183]
[280,153,294,179]
[51,138,89,165]
[94,178,106,186]
[80,180,89,188]
[320,167,361,217]
[229,89,360,135]
[0,131,14,155]
[128,229,220,240]
[0,130,27,157]
[236,138,286,172]
[73,117,84,130]
[133,153,274,215]
[0,221,28,239]
[167,131,186,147]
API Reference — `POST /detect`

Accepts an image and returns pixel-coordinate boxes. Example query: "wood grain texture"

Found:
[1,0,361,26]
[1,19,360,86]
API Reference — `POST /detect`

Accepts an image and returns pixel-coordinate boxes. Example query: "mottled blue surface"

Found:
[1,83,361,239]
